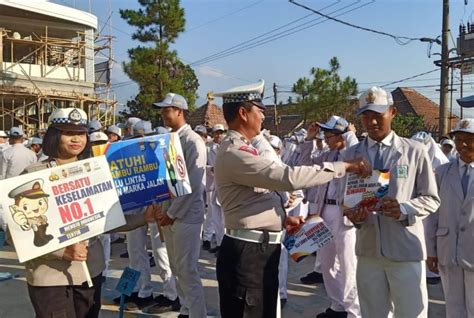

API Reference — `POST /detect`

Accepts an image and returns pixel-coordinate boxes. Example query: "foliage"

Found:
[119,0,199,126]
[291,57,358,124]
[391,113,426,137]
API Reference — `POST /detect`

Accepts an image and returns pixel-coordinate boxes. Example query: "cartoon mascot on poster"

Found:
[8,179,53,247]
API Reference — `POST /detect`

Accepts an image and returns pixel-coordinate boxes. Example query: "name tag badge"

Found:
[396,165,408,178]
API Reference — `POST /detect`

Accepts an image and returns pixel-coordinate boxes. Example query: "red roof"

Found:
[187,101,227,129]
[391,87,459,135]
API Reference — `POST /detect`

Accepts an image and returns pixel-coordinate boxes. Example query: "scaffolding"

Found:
[0,26,116,136]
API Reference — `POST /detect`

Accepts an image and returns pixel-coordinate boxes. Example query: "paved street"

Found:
[0,241,446,317]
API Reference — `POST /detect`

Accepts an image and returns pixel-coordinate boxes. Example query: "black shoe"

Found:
[202,241,211,250]
[427,276,441,285]
[120,251,129,258]
[126,295,155,310]
[316,308,347,318]
[209,246,220,253]
[113,292,138,305]
[144,295,181,314]
[178,315,189,318]
[111,237,126,244]
[149,256,156,267]
[281,298,287,309]
[300,271,324,284]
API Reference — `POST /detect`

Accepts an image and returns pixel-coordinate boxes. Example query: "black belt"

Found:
[324,199,340,205]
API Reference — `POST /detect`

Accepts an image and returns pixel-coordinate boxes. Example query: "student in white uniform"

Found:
[345,87,440,318]
[426,118,474,318]
[206,124,226,254]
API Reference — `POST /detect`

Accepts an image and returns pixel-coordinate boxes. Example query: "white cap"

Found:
[317,115,349,134]
[212,124,225,132]
[133,120,153,135]
[106,125,122,138]
[357,87,394,116]
[450,118,474,135]
[440,139,455,147]
[89,132,108,143]
[269,135,282,149]
[28,137,43,146]
[194,125,207,135]
[0,130,7,137]
[125,117,141,129]
[154,93,188,110]
[9,127,24,137]
[154,126,169,135]
[88,120,102,133]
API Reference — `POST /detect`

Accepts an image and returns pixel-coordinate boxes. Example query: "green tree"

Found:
[391,113,425,137]
[119,0,199,125]
[292,57,358,124]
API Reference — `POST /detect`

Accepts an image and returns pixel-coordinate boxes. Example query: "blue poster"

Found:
[92,133,192,212]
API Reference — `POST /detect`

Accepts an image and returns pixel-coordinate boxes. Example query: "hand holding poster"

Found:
[92,133,191,212]
[283,215,333,262]
[0,156,125,263]
[343,170,390,215]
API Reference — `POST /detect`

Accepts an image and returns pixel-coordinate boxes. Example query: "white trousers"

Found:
[98,234,111,276]
[319,205,360,318]
[279,244,288,299]
[202,190,214,242]
[126,223,177,300]
[204,190,224,247]
[163,221,206,318]
[357,256,428,318]
[439,264,474,318]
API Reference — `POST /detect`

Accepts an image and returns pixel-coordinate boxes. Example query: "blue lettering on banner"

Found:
[116,267,141,296]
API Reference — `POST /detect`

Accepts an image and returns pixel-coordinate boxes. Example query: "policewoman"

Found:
[213,80,369,318]
[21,108,153,318]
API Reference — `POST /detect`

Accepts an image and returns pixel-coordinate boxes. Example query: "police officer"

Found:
[212,80,369,317]
[0,130,9,153]
[0,127,37,180]
[105,125,122,143]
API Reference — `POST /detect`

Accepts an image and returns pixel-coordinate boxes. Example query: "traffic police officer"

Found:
[213,80,369,318]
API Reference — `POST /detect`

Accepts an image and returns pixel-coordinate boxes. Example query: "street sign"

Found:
[461,62,474,75]
[116,267,141,296]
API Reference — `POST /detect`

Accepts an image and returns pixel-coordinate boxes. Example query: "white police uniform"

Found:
[0,127,37,180]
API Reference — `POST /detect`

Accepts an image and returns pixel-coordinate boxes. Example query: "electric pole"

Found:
[273,82,279,135]
[439,0,450,138]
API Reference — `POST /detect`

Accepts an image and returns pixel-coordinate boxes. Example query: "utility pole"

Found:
[273,82,279,135]
[439,0,450,139]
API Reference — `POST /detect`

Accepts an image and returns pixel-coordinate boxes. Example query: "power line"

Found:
[190,1,373,66]
[380,69,440,88]
[289,0,426,45]
[186,1,263,32]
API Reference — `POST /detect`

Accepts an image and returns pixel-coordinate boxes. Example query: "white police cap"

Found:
[154,93,188,110]
[125,117,141,129]
[154,126,170,135]
[27,137,43,147]
[215,80,265,109]
[0,130,7,137]
[8,178,49,199]
[450,118,474,136]
[48,108,88,132]
[357,87,394,116]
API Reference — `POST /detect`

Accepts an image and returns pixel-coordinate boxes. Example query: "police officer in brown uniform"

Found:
[213,80,370,318]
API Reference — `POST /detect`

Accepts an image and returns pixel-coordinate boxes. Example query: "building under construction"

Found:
[0,0,115,136]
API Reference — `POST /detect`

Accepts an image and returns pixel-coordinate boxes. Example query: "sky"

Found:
[53,0,474,119]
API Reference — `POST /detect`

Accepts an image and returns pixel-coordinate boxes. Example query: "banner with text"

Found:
[283,216,333,262]
[92,133,191,212]
[0,156,126,263]
[343,169,390,215]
